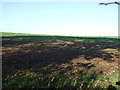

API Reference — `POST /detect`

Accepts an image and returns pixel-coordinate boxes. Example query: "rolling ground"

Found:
[1,32,120,89]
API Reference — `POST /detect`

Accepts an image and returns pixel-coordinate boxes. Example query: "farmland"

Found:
[1,32,120,89]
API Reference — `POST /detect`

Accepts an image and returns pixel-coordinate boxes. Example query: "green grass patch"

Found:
[1,32,119,39]
[3,69,120,89]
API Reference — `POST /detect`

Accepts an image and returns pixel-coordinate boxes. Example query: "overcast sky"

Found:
[1,1,118,36]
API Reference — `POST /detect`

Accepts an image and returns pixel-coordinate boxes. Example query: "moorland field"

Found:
[1,32,120,89]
